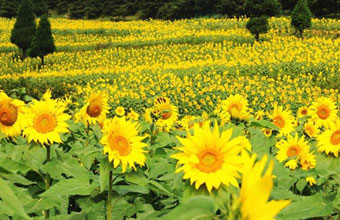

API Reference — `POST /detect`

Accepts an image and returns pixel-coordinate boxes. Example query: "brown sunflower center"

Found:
[228,102,242,112]
[86,100,102,117]
[273,115,285,128]
[330,130,340,145]
[301,109,308,115]
[109,135,131,156]
[317,105,330,120]
[0,103,18,126]
[34,113,57,133]
[196,149,223,173]
[161,109,172,120]
[287,145,300,157]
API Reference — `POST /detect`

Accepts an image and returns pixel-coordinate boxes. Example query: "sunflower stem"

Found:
[44,145,51,219]
[107,170,113,220]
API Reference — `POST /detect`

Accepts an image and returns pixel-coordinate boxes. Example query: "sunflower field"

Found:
[1,16,340,219]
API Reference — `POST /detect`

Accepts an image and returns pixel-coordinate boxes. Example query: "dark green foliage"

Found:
[10,0,36,58]
[215,0,245,17]
[67,0,85,19]
[29,14,56,65]
[244,0,282,17]
[85,0,102,19]
[0,0,18,18]
[291,0,312,38]
[246,16,269,41]
[32,0,48,17]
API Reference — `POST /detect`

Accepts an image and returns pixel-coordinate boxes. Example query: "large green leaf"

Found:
[40,178,95,197]
[162,196,215,220]
[99,158,111,192]
[0,178,30,219]
[277,193,333,220]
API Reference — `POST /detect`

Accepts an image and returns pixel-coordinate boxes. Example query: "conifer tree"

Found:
[10,0,36,59]
[0,0,18,18]
[291,0,312,38]
[29,14,56,65]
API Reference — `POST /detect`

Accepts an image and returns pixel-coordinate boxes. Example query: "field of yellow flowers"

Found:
[1,17,340,219]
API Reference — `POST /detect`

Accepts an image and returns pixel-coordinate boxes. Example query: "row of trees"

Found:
[0,0,338,19]
[10,0,55,65]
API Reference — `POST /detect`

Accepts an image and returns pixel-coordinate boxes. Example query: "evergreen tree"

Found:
[10,0,36,59]
[32,0,48,17]
[246,16,269,41]
[0,0,18,18]
[29,14,55,65]
[68,0,85,19]
[244,0,281,41]
[291,0,312,38]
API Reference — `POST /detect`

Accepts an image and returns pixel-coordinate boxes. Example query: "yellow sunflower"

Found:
[240,154,291,220]
[115,106,125,117]
[221,94,250,120]
[304,120,319,138]
[0,92,27,137]
[75,92,109,125]
[297,106,309,118]
[269,104,295,136]
[310,97,338,128]
[275,135,310,170]
[306,176,316,186]
[144,108,153,123]
[300,151,316,170]
[153,97,178,128]
[262,128,272,137]
[171,122,250,192]
[127,109,139,121]
[23,93,70,145]
[317,118,340,157]
[101,117,147,172]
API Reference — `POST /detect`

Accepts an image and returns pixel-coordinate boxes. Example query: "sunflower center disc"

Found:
[317,105,330,120]
[287,146,299,157]
[196,149,223,173]
[87,100,102,117]
[330,130,340,145]
[112,135,131,156]
[301,109,308,115]
[161,110,172,120]
[34,113,57,133]
[273,116,285,128]
[0,103,18,126]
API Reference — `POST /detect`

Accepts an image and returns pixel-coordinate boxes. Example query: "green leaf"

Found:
[112,184,150,195]
[40,178,95,197]
[249,119,279,130]
[149,180,174,197]
[162,196,215,220]
[277,193,333,220]
[99,158,111,192]
[0,178,30,219]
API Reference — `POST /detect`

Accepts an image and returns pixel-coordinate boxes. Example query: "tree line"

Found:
[0,0,338,20]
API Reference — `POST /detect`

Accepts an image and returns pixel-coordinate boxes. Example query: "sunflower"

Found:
[306,176,316,186]
[297,106,309,118]
[317,118,340,157]
[115,106,125,117]
[101,117,147,172]
[269,104,295,136]
[127,109,139,121]
[310,97,338,128]
[144,108,153,123]
[23,92,70,145]
[75,92,109,125]
[171,122,250,192]
[304,120,319,138]
[153,97,178,128]
[240,154,291,220]
[0,92,27,137]
[221,94,250,120]
[300,151,316,170]
[275,135,310,170]
[262,128,272,137]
